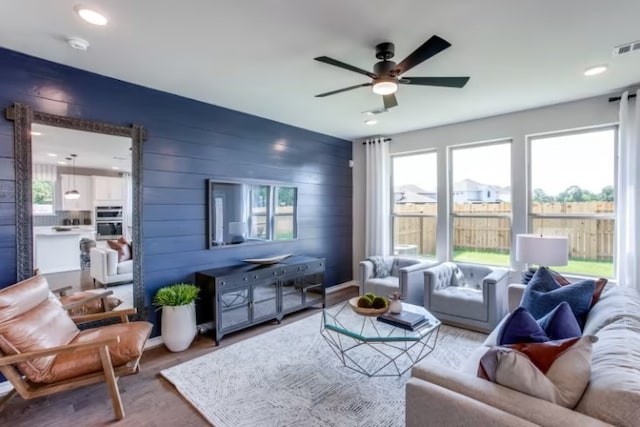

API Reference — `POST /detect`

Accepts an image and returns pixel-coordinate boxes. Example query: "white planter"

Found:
[161,303,197,352]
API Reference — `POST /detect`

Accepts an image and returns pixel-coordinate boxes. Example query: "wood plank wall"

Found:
[0,48,353,329]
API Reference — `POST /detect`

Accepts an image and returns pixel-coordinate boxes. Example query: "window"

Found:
[451,142,511,266]
[391,151,437,257]
[273,186,297,240]
[529,127,615,278]
[32,179,55,215]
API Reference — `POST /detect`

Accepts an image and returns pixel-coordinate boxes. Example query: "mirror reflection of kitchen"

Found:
[31,123,134,310]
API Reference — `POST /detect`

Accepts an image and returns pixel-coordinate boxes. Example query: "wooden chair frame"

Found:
[0,308,139,420]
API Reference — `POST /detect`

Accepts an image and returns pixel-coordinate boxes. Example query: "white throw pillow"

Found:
[478,335,597,408]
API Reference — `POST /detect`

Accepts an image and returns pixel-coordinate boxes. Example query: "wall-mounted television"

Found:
[207,179,298,249]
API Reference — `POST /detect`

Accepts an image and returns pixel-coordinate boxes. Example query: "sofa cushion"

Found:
[498,306,548,345]
[432,286,487,322]
[364,276,399,297]
[574,320,640,426]
[478,335,596,408]
[583,285,640,336]
[521,267,594,322]
[117,259,134,275]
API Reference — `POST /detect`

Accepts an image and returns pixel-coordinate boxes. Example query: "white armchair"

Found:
[359,256,438,305]
[90,247,133,287]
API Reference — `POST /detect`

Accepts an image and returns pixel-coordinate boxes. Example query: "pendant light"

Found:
[64,154,80,200]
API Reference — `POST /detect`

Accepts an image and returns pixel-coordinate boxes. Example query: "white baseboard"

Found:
[0,380,12,396]
[326,280,358,293]
[144,336,164,350]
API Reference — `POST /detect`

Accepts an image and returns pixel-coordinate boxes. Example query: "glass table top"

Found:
[322,300,440,342]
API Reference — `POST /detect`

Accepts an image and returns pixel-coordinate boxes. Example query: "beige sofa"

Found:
[90,247,133,287]
[406,284,640,427]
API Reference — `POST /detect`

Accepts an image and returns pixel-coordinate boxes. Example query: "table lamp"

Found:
[516,234,569,281]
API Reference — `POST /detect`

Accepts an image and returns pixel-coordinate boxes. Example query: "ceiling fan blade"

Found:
[393,35,451,75]
[383,93,398,109]
[315,83,372,98]
[314,56,378,79]
[401,76,470,88]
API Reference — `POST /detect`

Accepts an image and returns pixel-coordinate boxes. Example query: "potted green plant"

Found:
[153,283,200,352]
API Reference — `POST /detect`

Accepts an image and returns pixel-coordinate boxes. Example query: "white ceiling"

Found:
[32,123,131,172]
[1,1,639,140]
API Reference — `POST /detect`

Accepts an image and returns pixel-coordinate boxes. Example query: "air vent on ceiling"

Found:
[613,40,640,56]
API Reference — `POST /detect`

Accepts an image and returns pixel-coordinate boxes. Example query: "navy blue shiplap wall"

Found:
[0,48,353,328]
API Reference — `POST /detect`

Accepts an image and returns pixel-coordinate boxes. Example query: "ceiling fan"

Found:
[314,35,470,110]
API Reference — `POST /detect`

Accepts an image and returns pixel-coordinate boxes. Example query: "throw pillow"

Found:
[107,239,131,262]
[367,256,391,278]
[537,301,582,341]
[498,306,548,345]
[452,265,466,287]
[478,335,597,408]
[59,291,123,316]
[521,267,594,323]
[118,236,133,259]
[546,269,608,308]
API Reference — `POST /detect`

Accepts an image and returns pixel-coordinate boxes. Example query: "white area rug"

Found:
[161,312,485,427]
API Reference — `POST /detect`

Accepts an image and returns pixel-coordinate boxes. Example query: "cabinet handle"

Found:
[273,272,277,276]
[243,277,248,281]
[254,275,258,279]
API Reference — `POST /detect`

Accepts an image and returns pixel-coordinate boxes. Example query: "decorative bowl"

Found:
[348,296,389,316]
[242,253,292,265]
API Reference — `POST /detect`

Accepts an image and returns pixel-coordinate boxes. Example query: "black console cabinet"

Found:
[195,256,325,344]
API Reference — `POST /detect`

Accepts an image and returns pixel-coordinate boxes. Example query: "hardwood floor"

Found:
[0,286,358,427]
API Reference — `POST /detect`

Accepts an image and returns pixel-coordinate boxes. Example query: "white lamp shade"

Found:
[516,234,569,267]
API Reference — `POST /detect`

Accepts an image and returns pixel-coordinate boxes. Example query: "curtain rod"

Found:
[608,93,637,103]
[362,138,392,145]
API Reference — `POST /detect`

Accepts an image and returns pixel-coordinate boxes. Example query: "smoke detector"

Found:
[67,37,90,51]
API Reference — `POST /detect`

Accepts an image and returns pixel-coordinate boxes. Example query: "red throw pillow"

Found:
[117,236,133,259]
[107,239,131,262]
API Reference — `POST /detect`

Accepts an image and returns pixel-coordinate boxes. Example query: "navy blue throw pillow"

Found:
[521,267,594,323]
[537,301,582,341]
[498,306,548,345]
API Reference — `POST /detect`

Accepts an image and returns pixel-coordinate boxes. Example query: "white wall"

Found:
[352,94,620,280]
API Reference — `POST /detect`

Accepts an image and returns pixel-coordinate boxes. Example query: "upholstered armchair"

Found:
[90,246,133,287]
[0,275,152,420]
[423,262,509,333]
[359,256,438,305]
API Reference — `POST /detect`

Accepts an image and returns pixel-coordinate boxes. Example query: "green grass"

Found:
[453,249,613,278]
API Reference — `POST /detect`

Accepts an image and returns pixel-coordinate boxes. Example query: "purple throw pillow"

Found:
[498,306,548,345]
[537,301,582,341]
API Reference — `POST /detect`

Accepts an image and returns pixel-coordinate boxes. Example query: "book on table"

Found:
[377,311,428,330]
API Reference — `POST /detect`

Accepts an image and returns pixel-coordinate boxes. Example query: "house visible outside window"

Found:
[391,151,437,258]
[32,164,58,215]
[451,141,512,266]
[529,127,616,278]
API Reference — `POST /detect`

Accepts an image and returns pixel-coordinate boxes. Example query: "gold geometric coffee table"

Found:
[320,301,441,377]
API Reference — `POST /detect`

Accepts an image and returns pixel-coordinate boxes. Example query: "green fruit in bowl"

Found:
[357,296,374,308]
[371,296,389,309]
[363,292,376,301]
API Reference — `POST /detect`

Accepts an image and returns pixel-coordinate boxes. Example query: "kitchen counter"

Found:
[33,226,95,274]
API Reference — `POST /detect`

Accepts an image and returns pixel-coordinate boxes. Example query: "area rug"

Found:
[161,312,486,427]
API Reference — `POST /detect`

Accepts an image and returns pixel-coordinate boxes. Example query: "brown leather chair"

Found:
[0,275,152,420]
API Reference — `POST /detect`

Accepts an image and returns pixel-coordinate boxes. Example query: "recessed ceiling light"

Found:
[111,166,120,170]
[584,65,608,76]
[47,153,57,157]
[31,131,42,136]
[365,119,378,125]
[57,161,67,165]
[75,5,108,26]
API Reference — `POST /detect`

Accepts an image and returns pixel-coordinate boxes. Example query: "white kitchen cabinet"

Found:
[93,176,123,203]
[59,174,93,211]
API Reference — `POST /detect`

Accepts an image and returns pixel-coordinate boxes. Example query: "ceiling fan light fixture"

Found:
[372,79,398,95]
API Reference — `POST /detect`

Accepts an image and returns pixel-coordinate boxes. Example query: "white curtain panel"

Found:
[121,173,133,241]
[33,163,57,182]
[364,137,390,257]
[615,89,640,289]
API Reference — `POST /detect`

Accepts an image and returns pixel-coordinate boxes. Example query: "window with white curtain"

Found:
[529,127,616,278]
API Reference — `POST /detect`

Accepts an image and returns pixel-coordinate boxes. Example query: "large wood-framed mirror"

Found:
[5,103,146,319]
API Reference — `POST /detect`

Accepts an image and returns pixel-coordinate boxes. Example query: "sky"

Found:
[392,129,615,196]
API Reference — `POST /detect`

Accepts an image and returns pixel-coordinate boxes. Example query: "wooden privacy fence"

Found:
[394,202,614,261]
